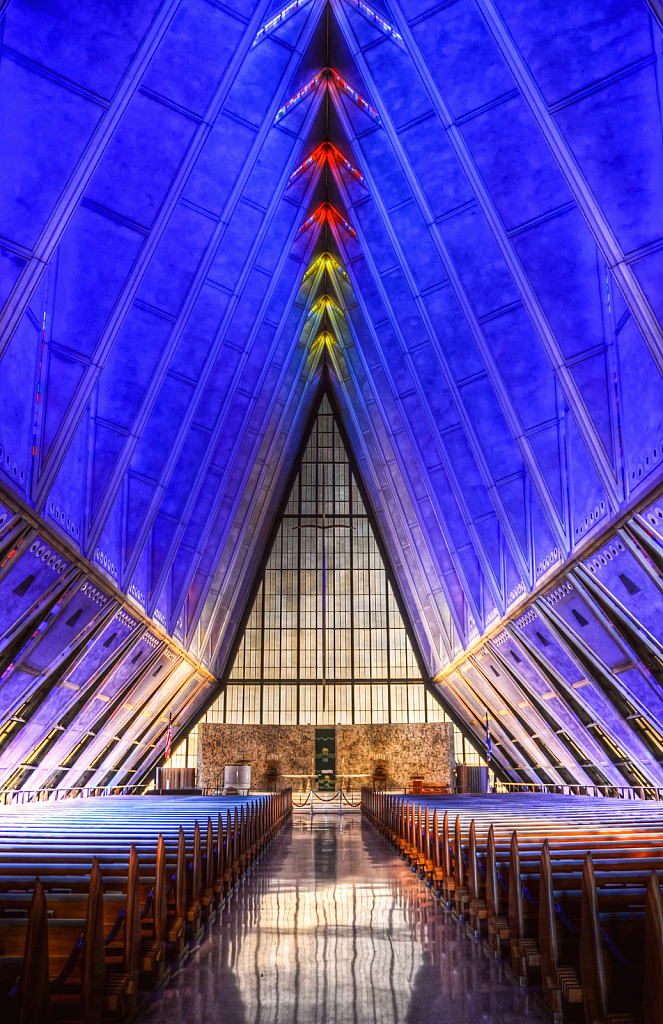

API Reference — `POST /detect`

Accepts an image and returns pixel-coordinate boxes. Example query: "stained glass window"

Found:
[202,398,427,724]
[197,396,486,772]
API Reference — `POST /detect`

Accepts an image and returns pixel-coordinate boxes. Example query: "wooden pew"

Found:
[644,870,663,1024]
[0,791,293,1021]
[0,838,170,982]
[362,788,663,1024]
[0,848,141,1017]
[0,879,50,1024]
[0,858,105,1024]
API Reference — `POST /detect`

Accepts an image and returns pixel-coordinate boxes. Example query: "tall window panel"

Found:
[197,397,486,769]
[211,397,430,724]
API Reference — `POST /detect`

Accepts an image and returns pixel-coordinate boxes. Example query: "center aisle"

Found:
[139,812,543,1024]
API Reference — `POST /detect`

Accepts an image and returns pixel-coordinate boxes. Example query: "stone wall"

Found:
[336,723,454,791]
[198,722,454,791]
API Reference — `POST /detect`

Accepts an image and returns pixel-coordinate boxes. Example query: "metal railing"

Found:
[5,781,659,805]
[494,781,663,800]
[0,784,150,805]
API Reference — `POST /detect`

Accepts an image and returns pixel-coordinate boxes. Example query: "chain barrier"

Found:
[292,790,362,809]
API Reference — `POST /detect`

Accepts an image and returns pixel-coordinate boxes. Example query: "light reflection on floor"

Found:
[139,813,544,1024]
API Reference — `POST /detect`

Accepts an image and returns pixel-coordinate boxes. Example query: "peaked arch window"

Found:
[203,397,437,725]
[172,396,488,769]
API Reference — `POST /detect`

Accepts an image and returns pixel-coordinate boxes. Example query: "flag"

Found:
[165,713,172,762]
[485,709,491,764]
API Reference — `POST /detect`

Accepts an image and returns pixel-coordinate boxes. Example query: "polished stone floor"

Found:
[138,813,544,1024]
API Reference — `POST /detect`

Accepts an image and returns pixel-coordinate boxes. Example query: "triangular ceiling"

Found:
[2,0,663,788]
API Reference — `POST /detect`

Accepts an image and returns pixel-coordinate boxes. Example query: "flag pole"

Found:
[165,712,173,764]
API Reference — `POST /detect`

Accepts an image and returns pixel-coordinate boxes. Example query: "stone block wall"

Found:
[336,723,454,790]
[197,722,454,791]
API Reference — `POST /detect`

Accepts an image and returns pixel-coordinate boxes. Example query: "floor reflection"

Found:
[139,814,543,1024]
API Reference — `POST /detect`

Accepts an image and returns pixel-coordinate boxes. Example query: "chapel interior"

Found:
[1,1,663,1022]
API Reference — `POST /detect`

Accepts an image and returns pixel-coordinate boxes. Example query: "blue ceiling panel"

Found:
[0,247,27,315]
[130,378,195,481]
[169,286,233,383]
[136,204,216,318]
[503,541,524,608]
[511,209,605,362]
[243,133,301,207]
[496,475,528,563]
[49,206,144,361]
[616,315,663,497]
[496,0,651,105]
[40,352,87,465]
[225,42,295,128]
[0,61,102,250]
[437,428,493,525]
[460,95,573,231]
[568,351,615,465]
[4,0,166,100]
[526,425,565,523]
[89,422,126,525]
[208,203,266,289]
[531,485,560,582]
[45,411,88,549]
[399,116,476,220]
[126,475,157,555]
[482,307,556,431]
[358,131,411,209]
[438,206,520,320]
[141,0,247,114]
[86,94,198,231]
[182,115,258,217]
[0,315,39,496]
[632,248,663,330]
[422,289,482,382]
[474,514,503,592]
[362,40,431,129]
[555,66,663,257]
[409,1,514,120]
[96,307,173,431]
[160,428,218,522]
[93,488,122,582]
[460,375,523,480]
[1,0,663,789]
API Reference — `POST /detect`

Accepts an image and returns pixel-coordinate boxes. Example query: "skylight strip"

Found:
[327,253,350,281]
[297,207,324,236]
[327,202,358,238]
[341,0,405,47]
[305,299,325,321]
[327,142,365,183]
[274,70,325,124]
[329,69,381,124]
[312,330,337,350]
[302,254,327,280]
[289,143,325,183]
[252,0,314,47]
[289,142,365,186]
[302,254,351,285]
[297,203,357,239]
[307,296,345,320]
